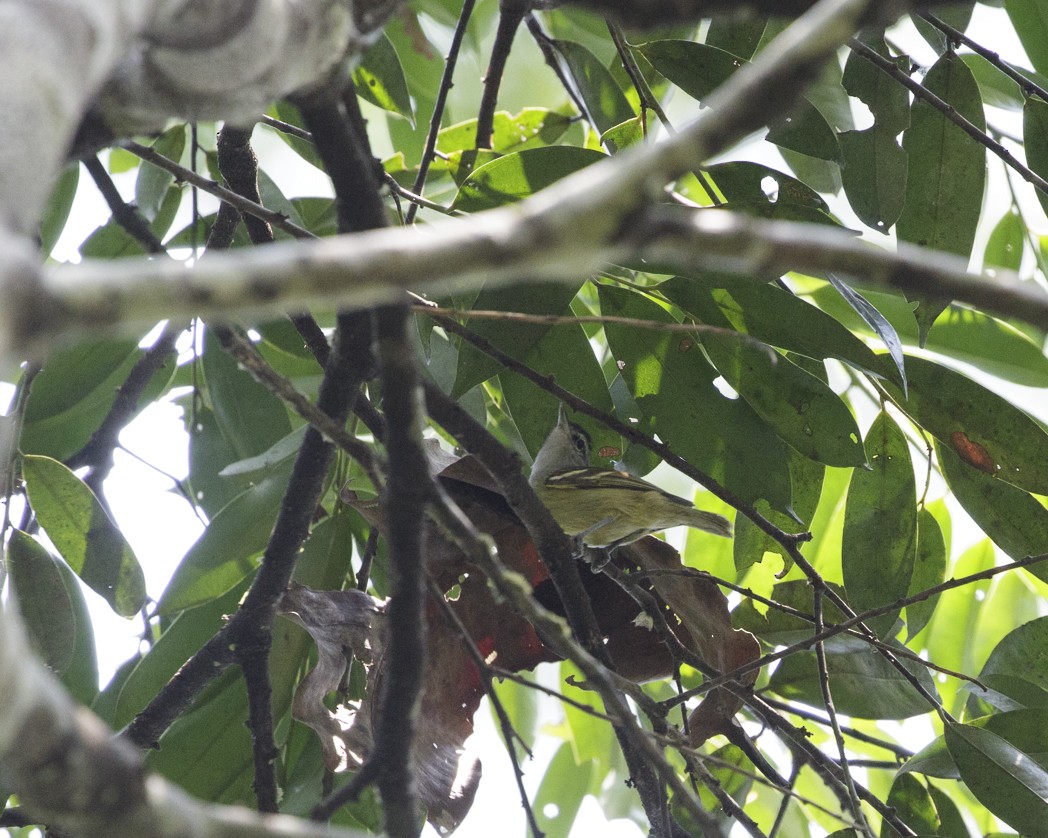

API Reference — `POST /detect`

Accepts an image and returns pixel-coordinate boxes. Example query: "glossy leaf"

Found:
[354,33,413,123]
[156,464,292,614]
[905,507,947,640]
[827,275,907,394]
[21,339,139,459]
[436,109,574,158]
[136,124,186,222]
[896,52,986,340]
[1006,0,1048,77]
[963,53,1024,110]
[842,411,916,637]
[600,284,793,511]
[452,146,605,212]
[660,277,886,382]
[705,15,766,59]
[116,579,251,729]
[977,616,1048,711]
[905,708,1048,781]
[700,331,865,467]
[147,669,254,802]
[22,454,146,617]
[447,279,585,398]
[927,306,1048,387]
[500,322,615,458]
[881,774,939,837]
[553,39,635,138]
[766,635,938,719]
[6,529,77,674]
[640,40,840,161]
[533,742,593,836]
[733,446,823,574]
[202,327,293,461]
[186,403,244,518]
[983,210,1026,272]
[890,356,1048,495]
[946,721,1048,835]
[1024,95,1048,218]
[39,162,80,257]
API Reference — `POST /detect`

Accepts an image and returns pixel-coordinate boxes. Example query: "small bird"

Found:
[529,404,733,551]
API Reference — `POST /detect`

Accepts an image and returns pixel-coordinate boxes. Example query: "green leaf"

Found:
[827,275,907,394]
[136,124,186,222]
[452,146,606,212]
[946,721,1048,835]
[6,529,77,674]
[438,109,573,156]
[156,464,291,614]
[926,305,1048,387]
[927,783,972,838]
[600,284,793,511]
[147,669,254,802]
[889,356,1048,495]
[896,52,986,340]
[842,411,916,637]
[843,36,909,134]
[640,39,840,161]
[600,114,646,149]
[881,774,938,837]
[767,636,938,719]
[116,578,252,729]
[22,454,146,618]
[839,128,907,232]
[733,447,823,574]
[701,332,865,467]
[977,616,1048,711]
[78,219,146,259]
[533,742,593,836]
[983,210,1026,272]
[202,327,293,460]
[1006,0,1048,77]
[1024,96,1048,219]
[905,508,947,640]
[733,579,846,645]
[500,323,615,458]
[21,339,139,459]
[447,280,585,399]
[705,15,766,60]
[266,101,324,170]
[39,162,80,257]
[963,53,1024,111]
[353,33,413,123]
[913,5,973,54]
[185,403,244,518]
[660,277,885,382]
[554,39,634,139]
[905,709,1048,784]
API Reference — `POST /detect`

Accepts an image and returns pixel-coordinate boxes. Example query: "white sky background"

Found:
[7,4,1046,837]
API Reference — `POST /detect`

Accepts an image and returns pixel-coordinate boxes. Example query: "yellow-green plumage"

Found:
[529,405,732,550]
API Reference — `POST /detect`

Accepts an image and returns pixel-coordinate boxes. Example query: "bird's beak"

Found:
[557,402,570,428]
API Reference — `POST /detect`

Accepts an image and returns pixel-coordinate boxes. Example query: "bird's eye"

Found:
[570,427,590,459]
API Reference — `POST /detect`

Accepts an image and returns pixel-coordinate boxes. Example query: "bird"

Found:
[528,404,733,551]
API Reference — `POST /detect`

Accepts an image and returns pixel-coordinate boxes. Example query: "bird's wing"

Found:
[545,468,693,507]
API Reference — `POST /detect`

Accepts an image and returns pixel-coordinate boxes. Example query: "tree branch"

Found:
[0,598,373,838]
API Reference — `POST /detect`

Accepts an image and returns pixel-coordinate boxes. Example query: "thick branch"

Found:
[0,599,371,838]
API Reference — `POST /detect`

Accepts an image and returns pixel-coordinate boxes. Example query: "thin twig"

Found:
[405,0,477,224]
[813,589,871,836]
[123,139,314,239]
